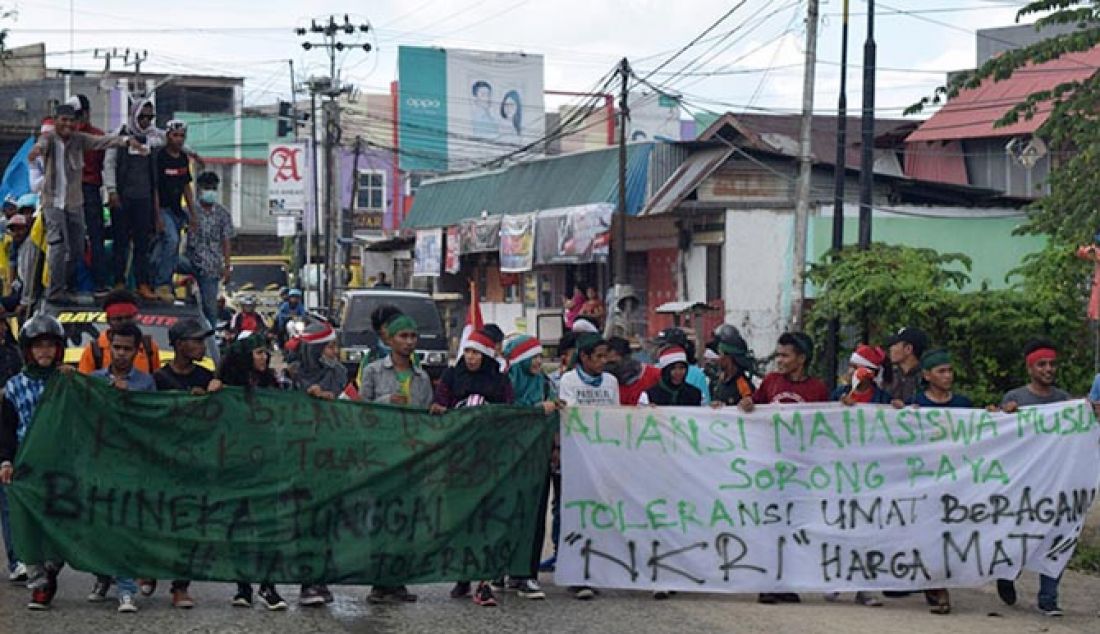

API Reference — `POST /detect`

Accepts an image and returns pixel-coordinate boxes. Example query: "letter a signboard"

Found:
[267,142,308,215]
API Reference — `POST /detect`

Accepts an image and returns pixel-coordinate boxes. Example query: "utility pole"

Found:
[123,49,149,97]
[790,0,819,332]
[288,59,299,141]
[296,15,372,311]
[825,0,851,390]
[858,0,876,249]
[94,48,123,73]
[608,57,634,339]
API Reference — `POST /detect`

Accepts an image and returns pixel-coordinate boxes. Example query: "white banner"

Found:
[267,142,308,214]
[559,402,1100,593]
[413,228,443,277]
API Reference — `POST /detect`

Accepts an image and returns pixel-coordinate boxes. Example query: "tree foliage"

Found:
[806,244,1093,406]
[807,2,1100,402]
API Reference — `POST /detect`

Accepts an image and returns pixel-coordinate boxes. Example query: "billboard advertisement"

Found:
[627,92,682,143]
[399,46,545,172]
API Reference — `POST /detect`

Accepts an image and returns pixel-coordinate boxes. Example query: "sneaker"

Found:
[491,577,508,590]
[472,582,497,607]
[8,562,27,583]
[653,590,671,600]
[28,587,54,611]
[539,555,557,572]
[118,594,138,613]
[258,585,288,611]
[389,585,417,603]
[171,588,194,609]
[1038,604,1064,617]
[299,585,326,607]
[139,579,157,597]
[367,587,389,604]
[758,593,780,604]
[506,578,523,591]
[450,581,471,599]
[823,592,840,602]
[572,585,596,600]
[87,579,111,602]
[319,585,335,604]
[232,590,253,608]
[855,591,883,607]
[996,579,1017,606]
[777,593,801,603]
[517,579,545,600]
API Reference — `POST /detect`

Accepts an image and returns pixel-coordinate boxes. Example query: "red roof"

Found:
[907,46,1100,142]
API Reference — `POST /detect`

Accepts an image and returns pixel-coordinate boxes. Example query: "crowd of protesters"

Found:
[10,97,233,328]
[0,273,1089,616]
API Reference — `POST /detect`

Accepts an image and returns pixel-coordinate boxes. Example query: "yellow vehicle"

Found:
[42,299,220,369]
[226,255,292,321]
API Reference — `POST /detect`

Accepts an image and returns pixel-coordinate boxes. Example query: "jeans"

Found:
[522,469,552,579]
[151,208,181,289]
[550,471,561,556]
[43,205,85,299]
[0,485,15,571]
[1038,573,1061,608]
[178,256,219,327]
[95,573,138,596]
[112,197,153,287]
[82,184,108,289]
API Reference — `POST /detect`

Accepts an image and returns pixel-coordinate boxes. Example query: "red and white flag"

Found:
[459,279,484,354]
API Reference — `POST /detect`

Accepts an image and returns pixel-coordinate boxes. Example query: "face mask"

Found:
[199,190,218,205]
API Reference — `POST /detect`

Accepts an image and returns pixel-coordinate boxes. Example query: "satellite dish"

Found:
[1006,136,1048,169]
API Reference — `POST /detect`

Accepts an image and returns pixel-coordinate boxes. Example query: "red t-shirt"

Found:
[618,364,661,405]
[753,372,829,404]
[76,121,105,186]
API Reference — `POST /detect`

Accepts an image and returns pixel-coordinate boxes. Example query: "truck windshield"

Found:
[343,295,444,334]
[229,264,288,292]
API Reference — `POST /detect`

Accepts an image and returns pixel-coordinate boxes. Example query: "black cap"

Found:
[169,318,213,345]
[885,327,929,356]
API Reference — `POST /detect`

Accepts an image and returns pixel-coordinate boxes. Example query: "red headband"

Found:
[105,302,139,318]
[1025,348,1056,367]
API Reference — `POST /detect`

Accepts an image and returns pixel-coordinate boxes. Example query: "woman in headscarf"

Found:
[288,319,343,606]
[497,334,557,601]
[430,329,513,606]
[293,319,347,401]
[640,346,703,406]
[216,333,288,611]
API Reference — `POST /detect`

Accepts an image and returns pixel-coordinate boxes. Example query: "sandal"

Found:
[926,589,951,615]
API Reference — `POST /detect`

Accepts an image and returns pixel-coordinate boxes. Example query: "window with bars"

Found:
[355,170,386,210]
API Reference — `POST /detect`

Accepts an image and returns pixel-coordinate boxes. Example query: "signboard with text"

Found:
[267,142,308,215]
[559,402,1100,593]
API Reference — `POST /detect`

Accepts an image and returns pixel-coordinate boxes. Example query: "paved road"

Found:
[2,568,1098,633]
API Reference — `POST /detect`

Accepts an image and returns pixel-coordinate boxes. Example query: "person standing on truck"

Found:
[150,120,198,303]
[183,171,233,326]
[77,289,161,374]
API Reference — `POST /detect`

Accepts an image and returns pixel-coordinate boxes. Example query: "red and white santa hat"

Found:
[850,344,885,370]
[464,329,497,358]
[504,334,542,366]
[299,320,336,345]
[657,345,689,369]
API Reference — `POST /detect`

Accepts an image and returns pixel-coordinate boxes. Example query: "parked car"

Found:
[335,289,449,380]
[41,298,220,369]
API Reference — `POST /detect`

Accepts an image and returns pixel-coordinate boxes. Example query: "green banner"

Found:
[9,373,554,585]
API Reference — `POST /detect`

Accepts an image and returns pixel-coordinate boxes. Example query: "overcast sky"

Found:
[7,0,1030,120]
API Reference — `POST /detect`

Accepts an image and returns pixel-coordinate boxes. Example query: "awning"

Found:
[403,143,656,229]
[639,146,733,216]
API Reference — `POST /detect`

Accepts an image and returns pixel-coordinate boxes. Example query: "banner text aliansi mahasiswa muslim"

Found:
[558,403,1100,593]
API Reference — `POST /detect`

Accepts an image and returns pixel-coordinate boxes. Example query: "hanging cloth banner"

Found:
[534,203,613,265]
[445,226,461,274]
[413,228,443,277]
[459,216,501,254]
[9,374,554,585]
[500,213,536,273]
[558,402,1100,593]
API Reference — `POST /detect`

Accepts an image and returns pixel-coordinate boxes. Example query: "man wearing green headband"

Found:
[357,312,430,605]
[903,349,973,408]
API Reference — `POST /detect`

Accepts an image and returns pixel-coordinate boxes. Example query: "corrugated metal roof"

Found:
[402,143,655,229]
[640,146,733,216]
[908,46,1100,142]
